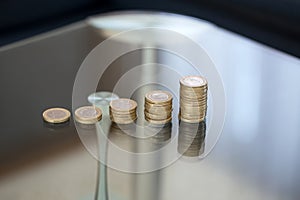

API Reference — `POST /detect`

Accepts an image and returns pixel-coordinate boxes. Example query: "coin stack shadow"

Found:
[144,90,173,125]
[109,98,137,124]
[179,76,208,123]
[178,121,206,157]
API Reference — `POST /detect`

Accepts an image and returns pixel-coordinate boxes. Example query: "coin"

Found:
[180,76,207,88]
[110,98,137,111]
[180,117,206,123]
[43,107,71,123]
[145,103,172,110]
[75,106,102,124]
[145,103,172,111]
[145,90,172,104]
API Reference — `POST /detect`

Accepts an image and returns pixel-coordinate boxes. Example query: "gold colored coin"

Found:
[109,109,136,115]
[145,102,172,110]
[145,105,172,113]
[110,98,137,112]
[180,76,207,88]
[43,107,71,123]
[75,106,102,124]
[180,84,208,91]
[145,90,173,104]
[179,116,205,123]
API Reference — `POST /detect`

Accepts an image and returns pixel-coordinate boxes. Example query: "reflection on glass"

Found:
[178,121,206,157]
[75,122,99,158]
[104,122,172,200]
[145,123,172,146]
[43,120,70,131]
[108,122,172,153]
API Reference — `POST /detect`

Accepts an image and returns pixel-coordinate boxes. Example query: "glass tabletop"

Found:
[0,11,300,200]
[87,12,300,200]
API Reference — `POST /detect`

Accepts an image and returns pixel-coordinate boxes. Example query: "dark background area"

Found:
[0,0,299,57]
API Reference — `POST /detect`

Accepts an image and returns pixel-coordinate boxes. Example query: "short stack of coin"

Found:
[144,90,173,125]
[110,98,137,124]
[179,75,208,123]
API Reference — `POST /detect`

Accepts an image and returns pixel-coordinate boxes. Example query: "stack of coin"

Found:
[179,75,208,123]
[144,90,173,124]
[109,98,137,124]
[178,121,206,157]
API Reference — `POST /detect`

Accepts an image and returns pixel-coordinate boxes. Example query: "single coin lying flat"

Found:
[43,107,71,123]
[75,106,102,124]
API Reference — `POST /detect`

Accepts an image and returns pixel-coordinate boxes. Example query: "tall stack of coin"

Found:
[179,75,208,123]
[109,98,137,124]
[144,90,173,124]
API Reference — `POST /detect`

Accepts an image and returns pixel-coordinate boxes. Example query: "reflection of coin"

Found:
[180,76,207,88]
[75,106,102,124]
[43,107,71,123]
[146,90,172,104]
[88,91,119,104]
[110,98,137,111]
[145,117,172,125]
[178,121,206,157]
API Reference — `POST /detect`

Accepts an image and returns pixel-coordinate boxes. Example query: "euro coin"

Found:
[110,98,137,112]
[43,107,71,123]
[145,90,172,104]
[75,106,102,124]
[145,116,172,125]
[180,76,207,88]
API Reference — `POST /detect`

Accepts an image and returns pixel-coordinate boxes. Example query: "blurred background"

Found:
[0,0,299,57]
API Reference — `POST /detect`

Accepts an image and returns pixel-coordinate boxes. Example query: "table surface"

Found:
[0,11,300,200]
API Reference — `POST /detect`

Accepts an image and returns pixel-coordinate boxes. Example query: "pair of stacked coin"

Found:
[110,98,137,124]
[144,90,173,125]
[179,76,208,123]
